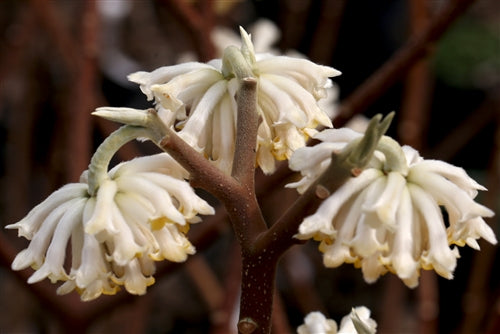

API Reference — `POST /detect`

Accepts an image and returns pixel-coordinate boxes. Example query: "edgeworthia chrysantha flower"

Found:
[7,127,214,301]
[297,307,377,334]
[287,127,496,287]
[127,27,340,174]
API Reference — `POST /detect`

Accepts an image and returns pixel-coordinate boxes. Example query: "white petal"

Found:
[6,183,88,239]
[140,172,215,218]
[179,80,228,148]
[116,174,185,224]
[408,167,494,221]
[151,224,195,262]
[11,198,80,271]
[85,179,118,235]
[287,143,337,173]
[210,93,236,173]
[107,203,147,266]
[408,183,459,279]
[151,67,223,114]
[128,62,216,100]
[263,73,332,127]
[412,159,486,194]
[112,258,154,295]
[363,171,406,230]
[314,127,362,144]
[111,153,188,180]
[297,312,338,334]
[339,306,377,334]
[28,197,87,284]
[321,186,372,267]
[259,77,308,127]
[449,216,497,248]
[350,214,388,258]
[256,56,340,89]
[360,254,387,284]
[386,187,419,284]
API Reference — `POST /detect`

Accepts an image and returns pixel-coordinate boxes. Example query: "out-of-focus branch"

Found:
[184,254,225,312]
[31,0,79,72]
[426,97,496,160]
[333,0,478,127]
[159,0,215,61]
[459,96,500,334]
[210,241,241,334]
[66,0,99,182]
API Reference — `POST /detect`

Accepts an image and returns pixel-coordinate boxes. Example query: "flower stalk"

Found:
[87,125,154,195]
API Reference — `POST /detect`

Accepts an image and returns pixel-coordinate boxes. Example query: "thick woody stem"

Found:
[232,77,259,188]
[236,114,394,334]
[160,77,266,251]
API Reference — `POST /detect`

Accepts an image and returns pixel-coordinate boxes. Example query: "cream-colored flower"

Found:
[297,307,377,334]
[338,307,377,334]
[297,311,338,334]
[287,127,496,287]
[128,27,340,174]
[6,153,214,301]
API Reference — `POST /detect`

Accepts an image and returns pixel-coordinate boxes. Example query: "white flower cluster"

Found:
[297,307,377,334]
[7,154,214,301]
[128,28,340,174]
[288,128,496,287]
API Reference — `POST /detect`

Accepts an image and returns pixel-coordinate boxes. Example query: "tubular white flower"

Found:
[128,27,340,174]
[6,153,214,300]
[288,127,496,287]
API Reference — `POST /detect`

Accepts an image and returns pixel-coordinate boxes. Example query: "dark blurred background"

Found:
[0,0,498,333]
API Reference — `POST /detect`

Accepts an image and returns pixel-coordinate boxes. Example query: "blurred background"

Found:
[0,0,499,333]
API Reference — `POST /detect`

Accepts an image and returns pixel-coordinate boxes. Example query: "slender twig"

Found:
[333,0,478,127]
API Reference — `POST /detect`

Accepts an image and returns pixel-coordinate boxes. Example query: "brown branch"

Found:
[160,0,215,61]
[333,0,478,128]
[66,0,99,182]
[184,254,225,312]
[31,0,79,72]
[210,241,242,334]
[426,96,496,160]
[253,152,353,256]
[232,77,259,189]
[459,100,500,334]
[271,291,293,333]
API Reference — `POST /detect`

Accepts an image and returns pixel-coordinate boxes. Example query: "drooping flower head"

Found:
[128,27,340,174]
[287,127,496,287]
[7,128,214,301]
